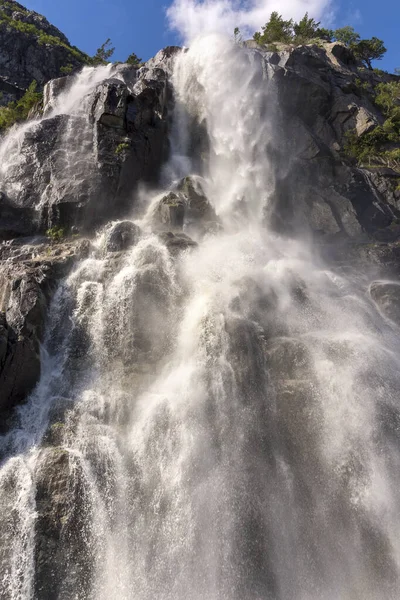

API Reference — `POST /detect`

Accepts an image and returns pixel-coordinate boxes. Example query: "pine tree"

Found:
[126,52,142,67]
[92,38,115,65]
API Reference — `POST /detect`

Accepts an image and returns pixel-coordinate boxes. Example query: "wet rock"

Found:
[177,176,217,223]
[155,192,185,230]
[1,62,170,233]
[370,281,400,325]
[158,231,197,254]
[104,220,141,253]
[0,237,92,419]
[265,337,312,381]
[34,448,93,600]
[42,76,72,115]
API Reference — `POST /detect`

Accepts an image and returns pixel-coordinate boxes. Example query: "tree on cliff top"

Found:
[253,12,293,45]
[333,26,360,46]
[293,13,320,42]
[352,37,387,69]
[126,52,142,67]
[253,15,387,70]
[92,38,115,65]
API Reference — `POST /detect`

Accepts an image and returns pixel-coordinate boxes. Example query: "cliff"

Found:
[0,0,88,104]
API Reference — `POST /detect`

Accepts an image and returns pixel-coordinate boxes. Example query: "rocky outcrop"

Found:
[0,59,173,236]
[0,236,90,425]
[152,176,219,234]
[0,0,88,104]
[251,41,400,241]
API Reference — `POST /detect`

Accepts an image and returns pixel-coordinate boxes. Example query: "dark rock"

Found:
[0,237,91,419]
[177,175,218,224]
[155,192,185,230]
[260,42,400,240]
[0,62,171,233]
[158,231,197,253]
[370,281,400,326]
[104,220,141,253]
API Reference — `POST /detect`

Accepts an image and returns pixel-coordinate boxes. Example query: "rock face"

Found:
[250,41,400,241]
[152,176,219,233]
[0,237,90,425]
[0,0,88,104]
[0,57,174,237]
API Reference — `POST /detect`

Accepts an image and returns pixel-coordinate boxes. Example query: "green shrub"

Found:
[46,227,65,242]
[91,38,115,66]
[126,52,142,66]
[60,64,74,75]
[254,12,294,45]
[0,12,90,65]
[344,81,400,170]
[0,80,42,131]
[115,142,130,155]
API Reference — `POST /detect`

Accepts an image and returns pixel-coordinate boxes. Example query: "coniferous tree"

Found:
[333,26,360,46]
[352,37,387,69]
[293,13,320,42]
[92,38,115,65]
[253,12,293,45]
[126,52,142,67]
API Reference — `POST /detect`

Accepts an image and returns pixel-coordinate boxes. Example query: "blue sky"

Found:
[23,0,398,73]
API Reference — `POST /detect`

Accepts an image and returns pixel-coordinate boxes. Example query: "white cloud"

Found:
[166,0,335,43]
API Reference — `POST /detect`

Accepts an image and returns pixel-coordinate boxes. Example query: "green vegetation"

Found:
[0,81,42,131]
[46,226,66,242]
[126,52,142,66]
[253,12,295,45]
[92,38,115,65]
[115,142,130,155]
[0,10,90,64]
[60,63,74,75]
[333,26,359,46]
[344,81,400,170]
[253,14,387,70]
[353,38,387,69]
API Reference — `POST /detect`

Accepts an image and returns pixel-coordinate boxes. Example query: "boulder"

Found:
[103,220,141,253]
[155,192,185,230]
[158,231,197,254]
[177,176,218,224]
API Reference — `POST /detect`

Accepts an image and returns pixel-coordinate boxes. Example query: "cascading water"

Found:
[1,33,400,600]
[0,64,115,224]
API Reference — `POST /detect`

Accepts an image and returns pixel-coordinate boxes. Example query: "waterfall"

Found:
[1,34,400,600]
